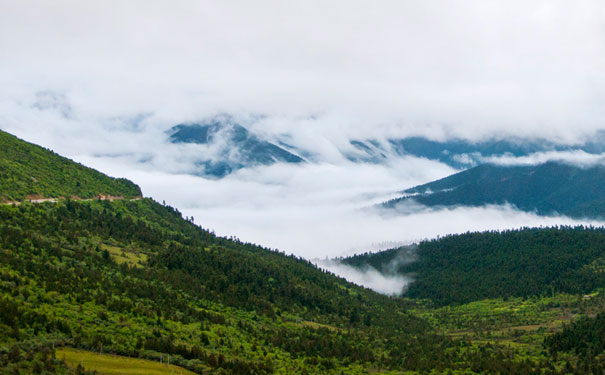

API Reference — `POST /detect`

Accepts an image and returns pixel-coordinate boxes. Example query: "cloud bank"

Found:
[2,1,605,142]
[482,150,605,168]
[315,259,412,296]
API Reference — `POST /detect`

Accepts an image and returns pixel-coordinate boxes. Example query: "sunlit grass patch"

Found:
[101,243,147,267]
[57,347,196,375]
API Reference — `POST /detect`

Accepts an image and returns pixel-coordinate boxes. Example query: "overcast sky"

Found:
[2,1,605,140]
[1,1,605,272]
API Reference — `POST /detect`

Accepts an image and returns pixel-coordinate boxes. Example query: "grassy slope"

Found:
[57,348,196,375]
[0,130,141,201]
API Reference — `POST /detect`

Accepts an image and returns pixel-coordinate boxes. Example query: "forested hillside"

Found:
[0,198,446,374]
[546,313,605,357]
[383,162,605,219]
[343,227,605,306]
[0,130,141,201]
[3,129,605,374]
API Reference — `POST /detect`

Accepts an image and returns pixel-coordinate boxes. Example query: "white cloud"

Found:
[481,150,605,168]
[1,1,605,141]
[63,153,605,260]
[315,260,412,296]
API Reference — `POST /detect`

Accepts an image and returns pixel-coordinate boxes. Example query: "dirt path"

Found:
[1,195,142,206]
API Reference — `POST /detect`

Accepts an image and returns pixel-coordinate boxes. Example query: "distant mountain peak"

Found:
[168,118,304,177]
[383,161,605,219]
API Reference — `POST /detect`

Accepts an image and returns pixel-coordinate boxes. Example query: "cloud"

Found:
[1,1,605,141]
[315,259,412,296]
[62,151,605,260]
[481,150,605,168]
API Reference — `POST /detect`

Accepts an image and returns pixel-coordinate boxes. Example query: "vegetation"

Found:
[0,198,446,374]
[57,347,196,375]
[5,129,605,373]
[344,227,605,306]
[412,292,605,375]
[546,312,605,357]
[0,130,141,201]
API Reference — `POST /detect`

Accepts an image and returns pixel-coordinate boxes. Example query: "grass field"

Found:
[57,348,196,375]
[101,243,147,268]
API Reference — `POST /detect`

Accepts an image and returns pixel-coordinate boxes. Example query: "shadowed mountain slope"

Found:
[169,120,304,177]
[384,161,605,219]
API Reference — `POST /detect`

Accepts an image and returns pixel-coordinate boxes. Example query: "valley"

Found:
[2,132,605,374]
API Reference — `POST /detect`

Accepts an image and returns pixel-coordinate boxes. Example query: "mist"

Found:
[315,259,412,296]
[482,150,605,168]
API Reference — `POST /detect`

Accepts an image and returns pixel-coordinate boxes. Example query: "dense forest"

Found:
[3,130,605,374]
[546,313,605,357]
[343,227,605,306]
[0,198,434,374]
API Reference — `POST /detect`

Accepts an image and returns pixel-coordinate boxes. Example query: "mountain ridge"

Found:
[169,120,304,177]
[383,161,605,219]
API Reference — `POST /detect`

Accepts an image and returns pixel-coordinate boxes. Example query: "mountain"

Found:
[169,119,304,177]
[0,130,141,201]
[168,115,605,176]
[0,130,497,375]
[383,161,605,219]
[348,134,605,167]
[5,129,605,374]
[341,227,605,306]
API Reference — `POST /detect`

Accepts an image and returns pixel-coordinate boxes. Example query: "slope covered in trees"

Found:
[383,162,605,219]
[3,129,605,374]
[0,130,141,201]
[0,198,443,374]
[546,313,605,357]
[343,227,605,306]
[7,198,600,374]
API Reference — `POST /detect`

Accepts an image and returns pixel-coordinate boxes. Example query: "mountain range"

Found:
[169,120,304,177]
[383,161,605,219]
[352,134,605,168]
[168,117,605,177]
[4,128,605,374]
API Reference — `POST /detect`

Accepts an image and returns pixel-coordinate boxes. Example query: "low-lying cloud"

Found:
[315,259,412,296]
[66,153,605,260]
[481,150,605,168]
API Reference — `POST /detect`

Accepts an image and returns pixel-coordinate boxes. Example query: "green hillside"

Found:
[0,130,141,201]
[0,197,482,374]
[343,227,605,306]
[3,129,605,374]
